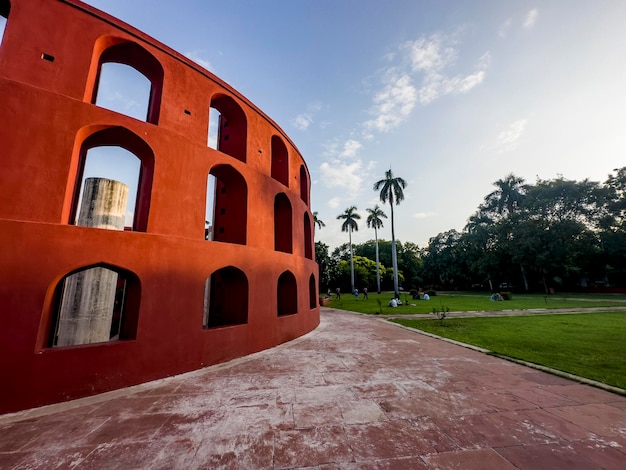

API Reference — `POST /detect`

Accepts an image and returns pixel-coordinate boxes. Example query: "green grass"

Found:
[324,291,626,316]
[390,312,626,389]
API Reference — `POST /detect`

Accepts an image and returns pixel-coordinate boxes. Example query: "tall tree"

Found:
[313,211,325,231]
[366,205,387,293]
[483,173,526,218]
[374,169,407,298]
[337,206,360,291]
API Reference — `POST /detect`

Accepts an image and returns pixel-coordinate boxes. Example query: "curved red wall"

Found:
[0,0,319,414]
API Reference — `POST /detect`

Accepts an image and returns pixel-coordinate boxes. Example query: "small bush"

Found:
[501,292,512,300]
[426,290,437,297]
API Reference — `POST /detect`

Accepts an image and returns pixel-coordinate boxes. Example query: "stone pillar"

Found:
[55,178,128,346]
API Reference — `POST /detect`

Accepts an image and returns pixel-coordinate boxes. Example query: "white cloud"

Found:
[320,159,363,191]
[293,113,312,130]
[185,51,213,71]
[364,73,417,132]
[339,139,362,158]
[328,197,341,209]
[402,34,489,105]
[498,18,512,38]
[495,119,527,152]
[523,9,538,29]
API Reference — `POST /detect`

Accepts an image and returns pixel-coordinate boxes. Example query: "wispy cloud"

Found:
[185,51,213,71]
[523,9,538,29]
[293,113,313,130]
[292,102,324,131]
[405,34,489,105]
[498,18,512,38]
[495,119,527,152]
[365,73,417,133]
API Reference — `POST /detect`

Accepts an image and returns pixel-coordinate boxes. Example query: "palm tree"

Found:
[313,212,325,231]
[366,205,387,294]
[484,173,526,216]
[374,169,407,298]
[337,206,360,292]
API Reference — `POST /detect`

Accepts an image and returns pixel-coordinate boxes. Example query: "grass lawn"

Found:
[324,291,626,316]
[390,312,626,390]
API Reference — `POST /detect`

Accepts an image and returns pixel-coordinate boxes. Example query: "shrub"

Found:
[426,289,437,297]
[501,292,512,300]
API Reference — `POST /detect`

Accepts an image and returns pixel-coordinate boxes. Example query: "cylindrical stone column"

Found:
[55,178,128,346]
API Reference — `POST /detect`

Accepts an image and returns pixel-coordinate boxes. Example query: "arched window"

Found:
[69,127,154,232]
[274,193,292,253]
[309,274,317,309]
[0,1,9,49]
[89,39,164,124]
[48,264,140,347]
[303,212,313,260]
[277,271,298,316]
[207,165,247,244]
[208,94,247,162]
[299,165,309,204]
[271,136,288,186]
[203,266,248,328]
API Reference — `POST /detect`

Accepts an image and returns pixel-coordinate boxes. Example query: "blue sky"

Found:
[81,0,626,249]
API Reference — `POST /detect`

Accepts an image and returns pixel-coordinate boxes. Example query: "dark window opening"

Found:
[41,53,54,62]
[274,193,292,253]
[300,165,309,204]
[309,274,317,309]
[277,271,298,316]
[206,165,247,244]
[204,266,248,328]
[48,264,140,347]
[304,212,313,259]
[271,135,289,186]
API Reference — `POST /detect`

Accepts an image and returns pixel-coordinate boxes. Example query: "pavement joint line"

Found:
[0,315,330,425]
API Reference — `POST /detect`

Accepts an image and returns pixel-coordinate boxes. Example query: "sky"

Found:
[78,0,626,249]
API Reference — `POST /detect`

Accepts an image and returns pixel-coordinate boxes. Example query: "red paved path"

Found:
[1,308,625,469]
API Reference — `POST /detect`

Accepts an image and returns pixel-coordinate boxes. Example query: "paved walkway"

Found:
[1,309,625,469]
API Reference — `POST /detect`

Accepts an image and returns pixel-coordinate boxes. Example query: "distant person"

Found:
[353,288,359,300]
[423,293,430,300]
[389,298,398,307]
[362,287,368,300]
[335,287,341,300]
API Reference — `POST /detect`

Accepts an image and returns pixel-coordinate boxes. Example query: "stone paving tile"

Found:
[1,308,625,469]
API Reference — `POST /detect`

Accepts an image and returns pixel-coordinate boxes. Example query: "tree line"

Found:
[316,167,626,294]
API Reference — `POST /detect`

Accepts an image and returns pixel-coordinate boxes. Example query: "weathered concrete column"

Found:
[55,178,128,346]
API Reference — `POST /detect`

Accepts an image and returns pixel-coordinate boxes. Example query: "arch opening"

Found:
[208,94,247,162]
[277,270,298,316]
[309,274,317,309]
[304,212,313,260]
[48,264,140,347]
[90,40,164,124]
[207,165,247,244]
[69,127,154,232]
[271,135,289,186]
[299,165,309,204]
[274,193,292,253]
[203,266,248,328]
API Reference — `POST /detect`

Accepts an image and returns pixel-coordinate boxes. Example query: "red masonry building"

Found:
[0,0,319,414]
